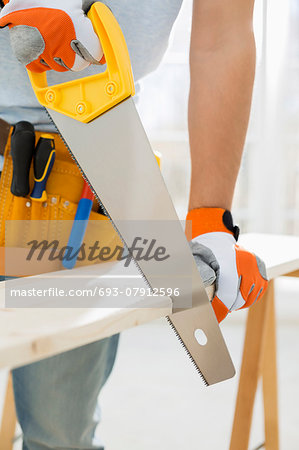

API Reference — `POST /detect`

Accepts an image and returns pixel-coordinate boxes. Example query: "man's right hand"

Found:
[0,0,103,72]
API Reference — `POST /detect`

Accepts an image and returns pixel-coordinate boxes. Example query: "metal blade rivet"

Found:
[106,82,117,95]
[76,103,86,115]
[46,90,55,103]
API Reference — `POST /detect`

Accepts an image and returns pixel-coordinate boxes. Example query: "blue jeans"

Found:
[12,335,119,450]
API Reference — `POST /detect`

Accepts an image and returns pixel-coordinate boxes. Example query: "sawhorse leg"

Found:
[0,372,17,450]
[262,284,279,449]
[229,279,279,450]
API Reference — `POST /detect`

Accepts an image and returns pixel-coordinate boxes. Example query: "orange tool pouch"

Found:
[0,123,121,276]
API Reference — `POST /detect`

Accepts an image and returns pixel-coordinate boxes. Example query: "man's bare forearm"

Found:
[188,0,256,211]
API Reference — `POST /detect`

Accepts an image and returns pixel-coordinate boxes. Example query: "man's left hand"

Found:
[187,207,268,323]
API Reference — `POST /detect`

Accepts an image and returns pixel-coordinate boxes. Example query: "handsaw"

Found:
[27,2,235,385]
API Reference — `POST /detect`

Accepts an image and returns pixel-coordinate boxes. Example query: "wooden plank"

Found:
[0,373,16,450]
[239,234,299,279]
[0,297,172,370]
[282,269,299,278]
[0,256,216,369]
[262,285,279,450]
[0,233,298,370]
[229,280,274,450]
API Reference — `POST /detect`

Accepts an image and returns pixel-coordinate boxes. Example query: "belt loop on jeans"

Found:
[0,118,12,156]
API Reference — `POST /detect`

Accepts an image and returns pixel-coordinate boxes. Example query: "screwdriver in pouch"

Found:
[30,135,55,203]
[29,135,55,226]
[10,121,35,197]
[63,180,94,270]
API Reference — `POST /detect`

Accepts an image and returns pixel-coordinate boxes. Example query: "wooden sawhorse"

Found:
[229,233,299,450]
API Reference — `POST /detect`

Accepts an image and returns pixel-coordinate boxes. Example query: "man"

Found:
[0,0,268,448]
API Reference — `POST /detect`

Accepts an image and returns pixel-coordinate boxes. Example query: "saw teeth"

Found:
[45,107,208,386]
[166,317,209,386]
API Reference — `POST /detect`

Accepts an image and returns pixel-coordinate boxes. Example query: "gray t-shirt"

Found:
[0,0,183,130]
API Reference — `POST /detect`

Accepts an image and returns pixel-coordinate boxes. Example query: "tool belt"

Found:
[0,119,121,276]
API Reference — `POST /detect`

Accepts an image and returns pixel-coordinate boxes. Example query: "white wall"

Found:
[137,0,299,236]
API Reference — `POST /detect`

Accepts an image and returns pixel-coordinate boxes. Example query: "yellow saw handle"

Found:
[27,2,135,123]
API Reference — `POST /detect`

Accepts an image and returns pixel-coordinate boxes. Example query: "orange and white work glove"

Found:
[0,0,103,72]
[187,208,268,323]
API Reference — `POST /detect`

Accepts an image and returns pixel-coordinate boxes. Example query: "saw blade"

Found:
[46,98,235,385]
